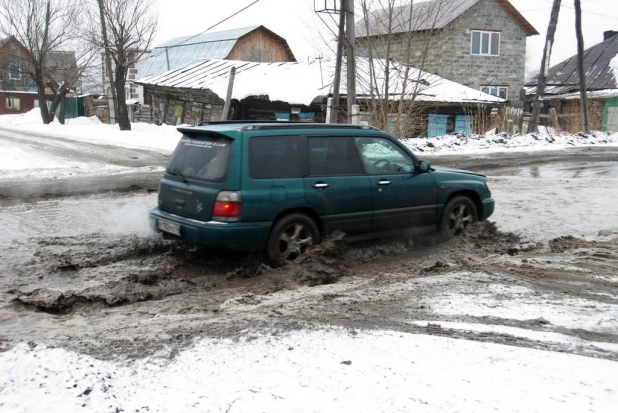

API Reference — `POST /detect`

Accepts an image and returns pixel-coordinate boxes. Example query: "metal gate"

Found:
[428,114,448,138]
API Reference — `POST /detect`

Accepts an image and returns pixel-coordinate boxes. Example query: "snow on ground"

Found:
[1,329,617,413]
[407,320,618,353]
[420,273,618,333]
[0,110,182,152]
[402,130,618,155]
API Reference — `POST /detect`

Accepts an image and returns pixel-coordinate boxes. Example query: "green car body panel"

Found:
[150,122,495,249]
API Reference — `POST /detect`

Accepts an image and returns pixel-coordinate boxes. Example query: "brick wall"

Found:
[357,0,528,102]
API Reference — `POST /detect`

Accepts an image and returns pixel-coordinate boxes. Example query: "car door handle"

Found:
[313,182,329,189]
[378,180,391,186]
[175,199,186,206]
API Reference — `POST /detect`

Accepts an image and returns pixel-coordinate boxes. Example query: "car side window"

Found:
[354,137,415,174]
[308,137,364,176]
[250,136,303,179]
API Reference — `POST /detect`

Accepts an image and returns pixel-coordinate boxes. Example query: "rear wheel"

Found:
[266,213,320,267]
[438,196,478,240]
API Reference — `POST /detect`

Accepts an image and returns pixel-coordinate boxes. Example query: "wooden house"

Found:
[525,31,618,132]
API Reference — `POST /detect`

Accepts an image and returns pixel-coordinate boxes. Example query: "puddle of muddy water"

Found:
[0,193,157,241]
[495,161,618,179]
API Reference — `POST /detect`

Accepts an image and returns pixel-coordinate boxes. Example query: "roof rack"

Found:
[197,120,302,126]
[195,120,375,131]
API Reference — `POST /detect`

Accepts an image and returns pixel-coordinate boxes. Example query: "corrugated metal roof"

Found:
[136,58,504,105]
[542,89,618,101]
[525,34,618,95]
[139,27,259,78]
[157,26,258,48]
[357,0,537,38]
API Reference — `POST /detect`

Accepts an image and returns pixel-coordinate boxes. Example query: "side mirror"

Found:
[418,160,431,172]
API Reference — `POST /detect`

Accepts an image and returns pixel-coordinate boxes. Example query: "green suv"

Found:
[150,122,494,266]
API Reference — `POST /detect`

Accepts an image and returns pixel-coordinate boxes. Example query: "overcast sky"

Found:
[154,0,618,78]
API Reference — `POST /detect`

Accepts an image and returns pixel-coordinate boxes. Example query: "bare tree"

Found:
[355,0,454,136]
[574,0,589,133]
[0,0,88,123]
[88,0,156,131]
[331,0,347,123]
[530,0,561,133]
[97,0,117,124]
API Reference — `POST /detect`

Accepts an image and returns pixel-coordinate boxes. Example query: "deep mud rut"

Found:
[1,221,617,362]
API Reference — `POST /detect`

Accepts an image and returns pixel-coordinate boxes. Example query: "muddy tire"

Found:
[437,196,478,241]
[266,213,320,267]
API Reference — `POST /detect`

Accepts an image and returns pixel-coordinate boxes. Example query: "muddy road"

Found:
[1,138,617,362]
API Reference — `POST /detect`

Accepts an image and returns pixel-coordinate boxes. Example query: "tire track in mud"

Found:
[3,222,513,315]
[2,222,618,361]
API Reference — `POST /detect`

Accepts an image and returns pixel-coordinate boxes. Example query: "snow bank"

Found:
[65,116,102,126]
[402,131,618,155]
[1,329,617,413]
[0,109,182,152]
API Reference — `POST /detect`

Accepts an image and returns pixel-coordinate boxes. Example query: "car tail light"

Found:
[212,191,241,222]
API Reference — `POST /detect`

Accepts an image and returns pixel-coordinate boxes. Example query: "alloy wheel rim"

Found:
[279,223,313,261]
[448,204,473,236]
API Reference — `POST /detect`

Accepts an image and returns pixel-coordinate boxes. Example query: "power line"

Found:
[537,0,618,20]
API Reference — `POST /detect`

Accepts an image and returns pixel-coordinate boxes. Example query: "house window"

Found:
[471,30,500,56]
[5,97,21,111]
[481,86,508,99]
[7,62,23,81]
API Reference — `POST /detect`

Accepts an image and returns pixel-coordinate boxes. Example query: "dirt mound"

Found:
[8,235,212,313]
[548,235,600,253]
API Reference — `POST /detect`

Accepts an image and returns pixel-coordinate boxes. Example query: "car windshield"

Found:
[167,134,232,182]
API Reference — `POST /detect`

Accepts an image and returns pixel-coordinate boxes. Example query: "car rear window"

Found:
[249,136,304,179]
[167,134,232,182]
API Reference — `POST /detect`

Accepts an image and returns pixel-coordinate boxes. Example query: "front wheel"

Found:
[437,196,478,241]
[266,213,320,267]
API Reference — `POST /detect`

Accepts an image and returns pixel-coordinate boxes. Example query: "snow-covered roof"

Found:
[351,58,505,104]
[136,58,505,106]
[136,59,327,105]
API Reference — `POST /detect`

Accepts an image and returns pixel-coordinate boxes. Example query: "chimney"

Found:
[604,30,618,41]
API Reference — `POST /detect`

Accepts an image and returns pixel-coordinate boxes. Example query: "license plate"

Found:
[157,219,181,236]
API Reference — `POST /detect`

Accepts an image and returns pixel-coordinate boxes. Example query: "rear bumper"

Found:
[481,197,495,221]
[149,207,271,249]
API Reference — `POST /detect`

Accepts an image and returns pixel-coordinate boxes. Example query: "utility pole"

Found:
[574,0,589,133]
[97,0,117,124]
[330,0,346,123]
[316,54,324,87]
[221,67,236,121]
[530,0,561,133]
[345,0,356,124]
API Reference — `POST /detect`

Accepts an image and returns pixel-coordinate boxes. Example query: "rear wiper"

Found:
[167,168,188,183]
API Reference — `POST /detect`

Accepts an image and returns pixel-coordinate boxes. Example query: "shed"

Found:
[0,90,39,115]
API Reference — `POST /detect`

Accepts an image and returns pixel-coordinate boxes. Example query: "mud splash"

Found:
[7,235,214,313]
[6,222,526,315]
